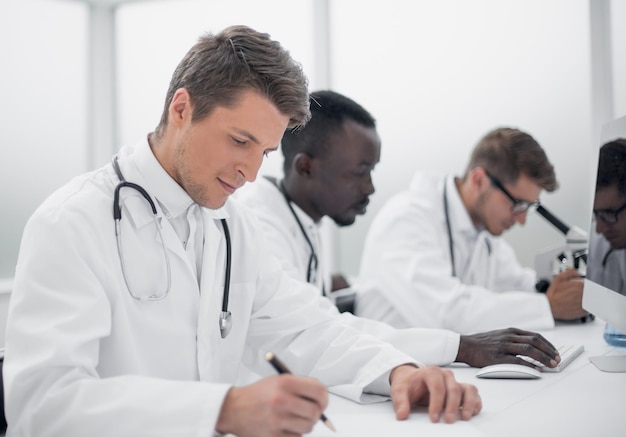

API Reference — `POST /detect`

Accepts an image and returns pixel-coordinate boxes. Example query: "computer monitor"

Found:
[582,114,626,372]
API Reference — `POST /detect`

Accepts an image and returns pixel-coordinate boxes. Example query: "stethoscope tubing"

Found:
[443,179,456,278]
[111,155,233,336]
[265,176,324,295]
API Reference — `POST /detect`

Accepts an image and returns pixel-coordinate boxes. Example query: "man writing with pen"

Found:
[4,25,481,437]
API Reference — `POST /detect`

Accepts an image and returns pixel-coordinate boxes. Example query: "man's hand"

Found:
[456,327,560,368]
[389,365,482,424]
[331,273,350,291]
[546,268,587,321]
[215,374,328,437]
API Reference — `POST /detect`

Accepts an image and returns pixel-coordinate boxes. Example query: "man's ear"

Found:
[293,153,314,177]
[469,166,489,192]
[169,88,192,128]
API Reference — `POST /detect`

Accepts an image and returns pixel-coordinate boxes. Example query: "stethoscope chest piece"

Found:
[219,311,232,338]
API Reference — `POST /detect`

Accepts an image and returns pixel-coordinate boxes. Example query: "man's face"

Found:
[168,89,289,209]
[310,120,381,226]
[594,185,626,249]
[473,172,542,236]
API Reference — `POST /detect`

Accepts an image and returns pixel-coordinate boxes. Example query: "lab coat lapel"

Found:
[113,158,195,278]
[196,215,228,381]
[125,196,198,281]
[158,218,197,278]
[463,231,493,287]
[484,235,496,289]
[444,175,495,288]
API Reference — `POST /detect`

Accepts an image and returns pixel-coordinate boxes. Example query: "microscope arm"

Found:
[537,204,588,245]
[537,204,569,235]
[534,204,588,289]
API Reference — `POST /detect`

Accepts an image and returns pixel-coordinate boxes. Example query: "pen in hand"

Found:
[264,352,336,432]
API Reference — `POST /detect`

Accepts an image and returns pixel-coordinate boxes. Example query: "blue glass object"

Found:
[603,323,626,347]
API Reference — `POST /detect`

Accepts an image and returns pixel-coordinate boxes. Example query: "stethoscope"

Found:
[112,155,233,338]
[599,248,625,296]
[443,177,491,278]
[443,180,457,277]
[602,248,615,268]
[265,176,325,295]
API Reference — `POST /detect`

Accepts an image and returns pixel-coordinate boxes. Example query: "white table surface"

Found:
[308,318,626,437]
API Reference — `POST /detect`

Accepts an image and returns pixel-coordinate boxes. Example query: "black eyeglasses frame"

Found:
[593,202,626,225]
[485,170,540,214]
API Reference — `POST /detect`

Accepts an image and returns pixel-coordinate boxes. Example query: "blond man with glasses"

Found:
[357,127,587,334]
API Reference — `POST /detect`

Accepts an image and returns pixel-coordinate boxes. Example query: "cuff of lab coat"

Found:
[328,361,421,404]
[363,368,393,396]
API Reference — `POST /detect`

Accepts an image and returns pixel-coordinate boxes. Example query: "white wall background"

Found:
[0,0,89,346]
[331,0,598,274]
[0,0,88,279]
[115,0,319,155]
[0,0,625,344]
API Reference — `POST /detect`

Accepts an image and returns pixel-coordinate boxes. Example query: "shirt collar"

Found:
[274,177,320,231]
[446,175,481,237]
[261,176,320,231]
[290,196,319,231]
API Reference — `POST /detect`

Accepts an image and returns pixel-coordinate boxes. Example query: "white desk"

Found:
[310,319,626,437]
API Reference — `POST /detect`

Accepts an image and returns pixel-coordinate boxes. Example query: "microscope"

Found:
[534,204,588,293]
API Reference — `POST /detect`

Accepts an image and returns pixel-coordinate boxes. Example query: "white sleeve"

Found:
[5,201,222,437]
[490,238,538,292]
[359,196,554,334]
[239,185,460,368]
[241,250,420,404]
[337,310,460,366]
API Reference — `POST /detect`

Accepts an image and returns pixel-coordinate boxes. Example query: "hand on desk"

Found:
[389,365,482,424]
[546,269,587,321]
[331,273,350,291]
[215,374,328,437]
[456,327,560,368]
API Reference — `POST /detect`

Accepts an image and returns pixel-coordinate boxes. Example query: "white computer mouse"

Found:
[475,363,542,379]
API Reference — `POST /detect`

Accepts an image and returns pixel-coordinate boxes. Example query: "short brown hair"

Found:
[597,139,626,196]
[154,25,310,137]
[464,127,558,192]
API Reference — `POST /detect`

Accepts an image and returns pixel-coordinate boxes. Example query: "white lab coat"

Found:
[587,230,626,295]
[235,177,460,366]
[357,172,554,334]
[4,139,417,437]
[237,176,331,293]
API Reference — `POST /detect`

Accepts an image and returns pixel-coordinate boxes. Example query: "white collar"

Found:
[128,136,229,220]
[445,175,481,238]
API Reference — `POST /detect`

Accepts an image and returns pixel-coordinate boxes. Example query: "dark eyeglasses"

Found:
[485,171,540,214]
[593,203,626,224]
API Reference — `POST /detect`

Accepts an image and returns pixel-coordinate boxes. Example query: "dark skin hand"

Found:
[331,273,350,291]
[455,327,561,369]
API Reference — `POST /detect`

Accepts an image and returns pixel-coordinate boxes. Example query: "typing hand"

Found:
[389,365,482,423]
[215,374,328,437]
[456,327,560,368]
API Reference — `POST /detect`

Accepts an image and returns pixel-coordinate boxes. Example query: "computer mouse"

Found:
[475,363,542,379]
